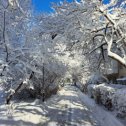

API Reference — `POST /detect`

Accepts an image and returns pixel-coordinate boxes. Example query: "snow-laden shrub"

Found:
[87,83,126,117]
[94,83,116,105]
[112,88,126,118]
[87,83,112,104]
[98,84,126,107]
[87,83,126,104]
[45,83,59,98]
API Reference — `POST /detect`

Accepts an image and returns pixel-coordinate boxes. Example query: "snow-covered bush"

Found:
[94,84,116,105]
[87,83,126,117]
[45,83,59,98]
[112,88,126,118]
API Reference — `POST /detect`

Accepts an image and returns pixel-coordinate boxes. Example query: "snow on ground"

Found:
[0,101,45,126]
[0,85,125,126]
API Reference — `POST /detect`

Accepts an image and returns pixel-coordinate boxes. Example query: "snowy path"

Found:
[0,85,124,126]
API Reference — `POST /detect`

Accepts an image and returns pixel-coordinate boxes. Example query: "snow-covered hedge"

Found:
[87,83,126,118]
[113,88,126,118]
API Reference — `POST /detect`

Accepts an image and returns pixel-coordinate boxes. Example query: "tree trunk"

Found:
[6,82,23,104]
[42,63,45,102]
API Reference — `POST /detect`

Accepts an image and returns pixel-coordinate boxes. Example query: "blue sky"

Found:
[32,0,110,13]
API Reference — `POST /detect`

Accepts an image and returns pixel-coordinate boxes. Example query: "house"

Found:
[104,58,126,84]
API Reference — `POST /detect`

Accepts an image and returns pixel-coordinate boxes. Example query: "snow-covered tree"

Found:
[1,0,126,104]
[51,0,126,71]
[0,0,34,103]
[89,0,126,67]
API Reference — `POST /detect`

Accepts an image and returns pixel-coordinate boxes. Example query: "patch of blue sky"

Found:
[32,0,77,13]
[32,0,119,13]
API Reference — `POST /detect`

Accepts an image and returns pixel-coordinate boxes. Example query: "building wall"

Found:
[105,59,118,75]
[118,65,126,78]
